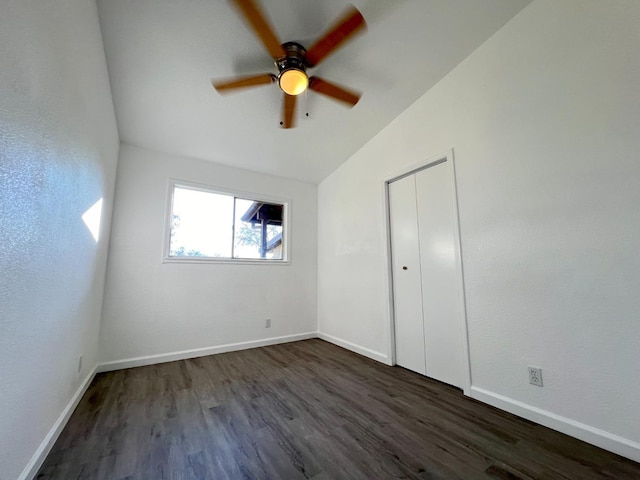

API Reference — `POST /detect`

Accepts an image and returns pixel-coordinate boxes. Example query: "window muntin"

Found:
[166,182,288,263]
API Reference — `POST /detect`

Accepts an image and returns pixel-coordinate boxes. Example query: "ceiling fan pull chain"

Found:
[303,89,310,119]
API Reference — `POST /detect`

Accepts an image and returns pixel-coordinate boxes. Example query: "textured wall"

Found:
[99,145,317,363]
[0,1,119,478]
[318,0,640,459]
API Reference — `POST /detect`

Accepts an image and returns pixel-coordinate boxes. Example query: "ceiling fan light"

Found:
[279,68,308,96]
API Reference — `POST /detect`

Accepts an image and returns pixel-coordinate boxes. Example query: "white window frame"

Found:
[162,179,291,265]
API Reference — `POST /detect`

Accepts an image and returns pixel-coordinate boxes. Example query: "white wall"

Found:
[318,0,640,461]
[99,144,317,364]
[0,0,119,478]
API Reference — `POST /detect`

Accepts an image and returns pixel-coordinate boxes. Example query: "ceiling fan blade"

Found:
[231,0,285,59]
[309,77,360,107]
[282,93,296,129]
[306,5,366,67]
[213,73,275,93]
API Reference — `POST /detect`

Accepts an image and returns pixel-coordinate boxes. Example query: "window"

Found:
[165,181,288,263]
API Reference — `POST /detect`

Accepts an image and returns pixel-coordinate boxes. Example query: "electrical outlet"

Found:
[528,367,543,387]
[265,318,271,328]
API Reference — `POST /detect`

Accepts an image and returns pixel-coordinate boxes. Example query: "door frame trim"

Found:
[382,149,472,395]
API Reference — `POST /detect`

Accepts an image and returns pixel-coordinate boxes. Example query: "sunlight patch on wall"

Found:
[82,198,103,242]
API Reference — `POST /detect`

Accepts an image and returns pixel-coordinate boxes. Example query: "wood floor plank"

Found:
[36,339,640,479]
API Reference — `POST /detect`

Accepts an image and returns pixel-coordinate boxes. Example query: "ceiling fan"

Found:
[212,0,366,128]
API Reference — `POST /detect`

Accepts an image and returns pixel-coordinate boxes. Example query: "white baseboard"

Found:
[19,366,97,480]
[96,332,318,372]
[470,386,640,463]
[317,332,389,365]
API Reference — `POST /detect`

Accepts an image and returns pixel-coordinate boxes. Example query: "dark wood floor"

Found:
[37,339,640,479]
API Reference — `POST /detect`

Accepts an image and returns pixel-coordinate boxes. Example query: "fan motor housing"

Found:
[276,41,308,74]
[276,42,310,96]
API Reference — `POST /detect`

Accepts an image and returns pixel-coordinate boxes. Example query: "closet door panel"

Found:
[389,175,426,375]
[415,162,464,387]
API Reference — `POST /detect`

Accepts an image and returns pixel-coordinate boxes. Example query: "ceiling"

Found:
[97,0,531,184]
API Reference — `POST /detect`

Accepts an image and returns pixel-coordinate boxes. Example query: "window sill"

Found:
[162,257,290,266]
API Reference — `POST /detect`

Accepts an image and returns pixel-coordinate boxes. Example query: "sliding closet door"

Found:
[415,162,465,388]
[388,175,426,375]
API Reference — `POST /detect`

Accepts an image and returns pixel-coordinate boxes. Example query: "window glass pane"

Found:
[170,187,233,257]
[233,198,283,260]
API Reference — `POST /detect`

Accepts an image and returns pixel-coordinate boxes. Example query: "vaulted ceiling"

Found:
[97,0,531,184]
